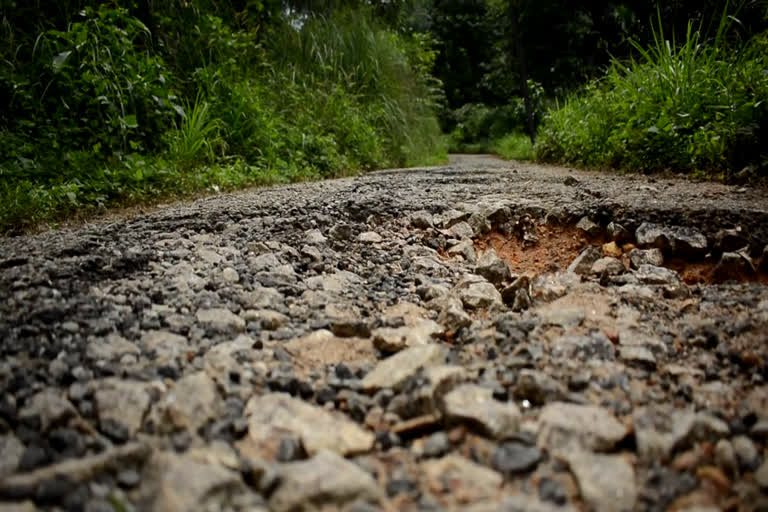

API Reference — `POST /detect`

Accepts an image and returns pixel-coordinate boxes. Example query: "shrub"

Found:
[535,9,768,176]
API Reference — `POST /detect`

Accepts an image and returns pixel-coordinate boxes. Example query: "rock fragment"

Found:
[567,246,602,276]
[576,217,602,237]
[422,455,503,504]
[475,248,511,284]
[240,393,374,457]
[629,248,664,269]
[566,451,637,512]
[538,402,626,451]
[19,390,77,433]
[362,344,446,391]
[269,451,383,512]
[442,384,520,439]
[195,308,245,332]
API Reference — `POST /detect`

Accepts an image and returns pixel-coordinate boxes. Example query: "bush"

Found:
[535,12,768,177]
[0,5,446,231]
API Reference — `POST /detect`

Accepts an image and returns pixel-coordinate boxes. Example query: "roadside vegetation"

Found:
[1,0,766,232]
[0,2,445,231]
[536,11,768,178]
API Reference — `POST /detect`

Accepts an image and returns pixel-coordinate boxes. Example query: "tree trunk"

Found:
[508,0,536,144]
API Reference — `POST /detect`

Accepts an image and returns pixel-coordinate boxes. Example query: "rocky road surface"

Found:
[1,154,768,512]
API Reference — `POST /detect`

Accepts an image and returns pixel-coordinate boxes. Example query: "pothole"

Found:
[474,221,768,285]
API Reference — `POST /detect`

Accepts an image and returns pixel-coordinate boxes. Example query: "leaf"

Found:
[123,115,138,128]
[52,51,72,73]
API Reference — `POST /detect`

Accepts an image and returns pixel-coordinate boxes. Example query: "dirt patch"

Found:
[476,224,768,285]
[474,225,594,276]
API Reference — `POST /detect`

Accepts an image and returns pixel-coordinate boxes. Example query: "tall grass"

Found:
[535,7,767,177]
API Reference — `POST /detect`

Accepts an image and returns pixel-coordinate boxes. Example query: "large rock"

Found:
[475,248,511,284]
[447,239,476,263]
[149,372,219,434]
[0,434,24,478]
[567,246,603,276]
[635,223,707,256]
[269,451,383,512]
[442,384,520,439]
[531,272,580,301]
[628,248,664,269]
[93,379,161,438]
[361,344,446,391]
[283,330,375,375]
[140,451,247,512]
[422,455,503,505]
[537,403,626,451]
[196,308,245,333]
[566,451,637,512]
[240,393,374,458]
[86,334,140,362]
[372,320,441,353]
[632,406,696,462]
[19,390,77,432]
[140,330,190,369]
[634,264,680,285]
[455,276,503,310]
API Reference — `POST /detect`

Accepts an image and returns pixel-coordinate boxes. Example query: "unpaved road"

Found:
[1,155,768,511]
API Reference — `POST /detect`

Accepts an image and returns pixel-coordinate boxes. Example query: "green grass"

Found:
[0,7,446,233]
[534,7,767,177]
[491,133,534,160]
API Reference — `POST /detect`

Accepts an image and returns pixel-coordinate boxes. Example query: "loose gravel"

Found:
[1,155,767,511]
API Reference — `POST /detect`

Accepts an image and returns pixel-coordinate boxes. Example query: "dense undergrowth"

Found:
[0,4,445,232]
[535,12,768,178]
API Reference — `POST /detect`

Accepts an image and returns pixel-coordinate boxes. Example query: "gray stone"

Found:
[732,435,759,471]
[511,287,531,312]
[196,308,245,332]
[19,390,77,432]
[455,277,503,310]
[241,393,374,457]
[539,307,585,328]
[362,344,446,391]
[591,257,625,276]
[551,333,615,360]
[475,248,511,284]
[0,434,24,478]
[756,459,768,489]
[94,379,159,437]
[436,296,472,332]
[628,248,664,269]
[567,246,603,275]
[442,384,521,439]
[269,451,383,512]
[447,239,476,263]
[249,252,281,272]
[566,451,637,512]
[531,272,580,301]
[448,221,474,240]
[141,330,190,369]
[576,217,602,237]
[538,403,626,451]
[422,432,451,458]
[242,309,288,330]
[607,222,632,244]
[468,212,492,236]
[632,406,695,462]
[86,334,140,361]
[357,231,383,243]
[410,210,434,229]
[514,370,566,405]
[141,451,246,512]
[618,345,656,369]
[372,319,441,353]
[635,264,680,285]
[328,223,353,241]
[714,439,738,475]
[635,222,707,256]
[421,455,503,503]
[491,441,542,475]
[304,229,327,244]
[499,495,578,512]
[219,267,239,283]
[149,372,219,434]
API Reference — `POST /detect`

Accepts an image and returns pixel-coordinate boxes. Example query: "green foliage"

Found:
[491,133,533,160]
[535,11,768,176]
[0,4,445,232]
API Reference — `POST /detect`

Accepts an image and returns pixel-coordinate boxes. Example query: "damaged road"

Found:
[1,154,768,511]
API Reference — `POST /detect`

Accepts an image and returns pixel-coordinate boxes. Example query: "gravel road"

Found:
[1,155,767,511]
